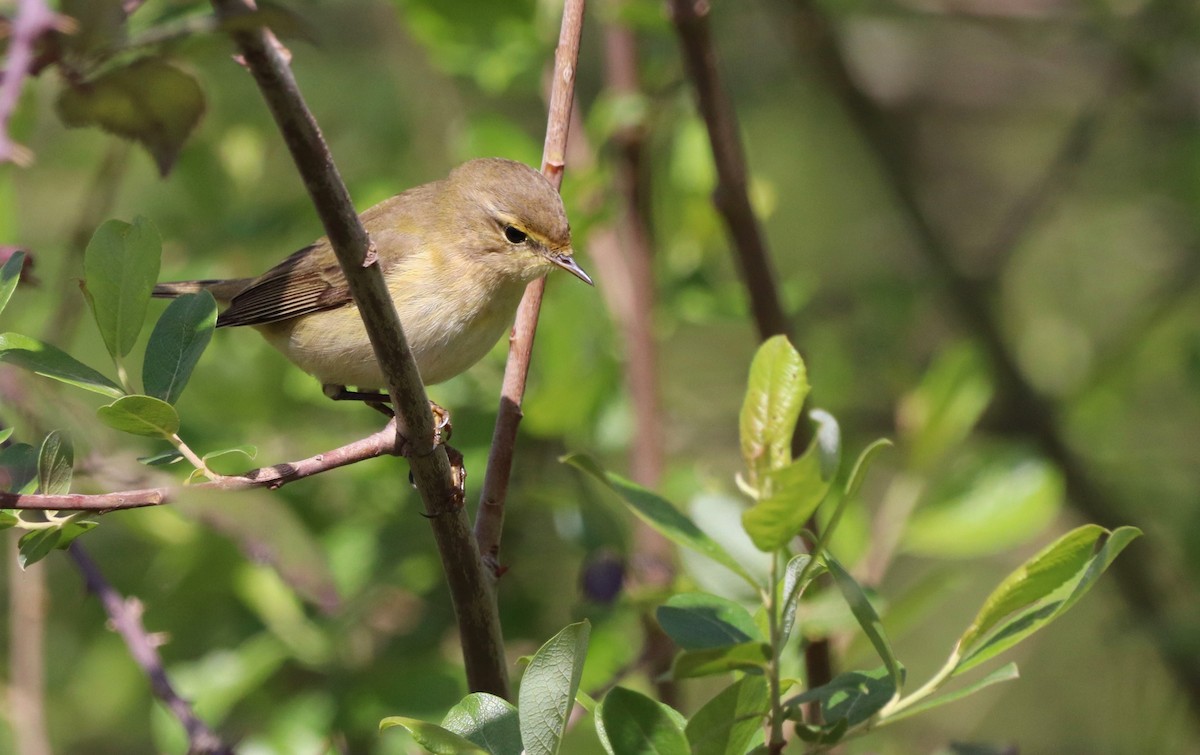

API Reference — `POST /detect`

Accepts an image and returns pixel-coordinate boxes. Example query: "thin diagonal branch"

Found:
[2,418,403,510]
[69,544,233,754]
[474,0,586,566]
[209,0,507,696]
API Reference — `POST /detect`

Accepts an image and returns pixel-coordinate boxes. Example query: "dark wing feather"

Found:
[216,243,352,327]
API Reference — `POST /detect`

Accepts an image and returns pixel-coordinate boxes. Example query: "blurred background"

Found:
[2,0,1199,751]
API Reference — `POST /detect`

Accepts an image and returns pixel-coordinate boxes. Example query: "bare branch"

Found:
[474,0,587,565]
[2,420,403,510]
[69,544,233,754]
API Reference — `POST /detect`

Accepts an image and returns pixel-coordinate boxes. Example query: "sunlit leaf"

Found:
[739,335,807,486]
[956,526,1141,673]
[144,291,216,404]
[57,58,205,176]
[441,693,521,755]
[518,620,590,755]
[97,395,180,438]
[0,333,124,397]
[379,717,488,753]
[742,421,835,552]
[957,525,1104,653]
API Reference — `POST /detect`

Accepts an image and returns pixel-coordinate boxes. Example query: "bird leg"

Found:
[322,385,453,443]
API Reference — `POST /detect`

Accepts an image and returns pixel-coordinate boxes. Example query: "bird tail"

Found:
[152,279,250,304]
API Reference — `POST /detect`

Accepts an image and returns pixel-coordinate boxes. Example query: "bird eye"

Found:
[504,225,528,244]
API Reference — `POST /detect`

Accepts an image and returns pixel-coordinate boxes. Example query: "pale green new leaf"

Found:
[882,663,1019,724]
[739,335,808,486]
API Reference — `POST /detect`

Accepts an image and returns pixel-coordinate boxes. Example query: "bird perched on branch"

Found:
[154,158,592,402]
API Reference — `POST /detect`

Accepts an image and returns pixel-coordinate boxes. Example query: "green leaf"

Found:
[518,620,590,755]
[37,430,73,495]
[955,526,1141,673]
[656,592,761,650]
[18,528,62,569]
[0,427,12,444]
[0,511,19,530]
[882,663,1019,724]
[201,445,257,468]
[685,676,769,755]
[138,450,185,466]
[56,520,98,550]
[595,687,689,755]
[441,693,521,755]
[56,58,206,176]
[957,525,1105,653]
[564,454,757,587]
[905,455,1062,558]
[742,420,836,552]
[0,249,25,318]
[82,217,162,360]
[0,443,38,493]
[97,395,180,438]
[0,333,124,397]
[780,554,825,642]
[143,291,217,404]
[671,641,771,679]
[739,335,808,486]
[827,556,903,691]
[898,343,993,470]
[785,667,895,739]
[379,717,488,754]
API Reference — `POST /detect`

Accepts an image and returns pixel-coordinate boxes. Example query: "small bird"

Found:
[154,158,592,399]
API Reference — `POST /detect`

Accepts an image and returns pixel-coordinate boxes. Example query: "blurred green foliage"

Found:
[1,0,1198,752]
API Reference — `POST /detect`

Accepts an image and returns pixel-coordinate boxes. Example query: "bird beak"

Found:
[549,251,594,286]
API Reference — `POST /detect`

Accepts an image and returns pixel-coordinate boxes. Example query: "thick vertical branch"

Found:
[8,539,51,755]
[474,0,587,564]
[209,0,507,697]
[69,545,232,754]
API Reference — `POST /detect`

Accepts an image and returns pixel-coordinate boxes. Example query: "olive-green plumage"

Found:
[153,158,591,390]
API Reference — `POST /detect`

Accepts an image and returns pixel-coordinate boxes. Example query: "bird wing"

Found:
[214,193,427,328]
[216,242,352,327]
